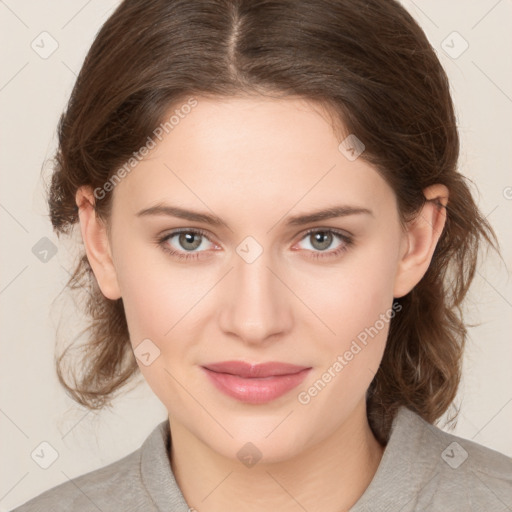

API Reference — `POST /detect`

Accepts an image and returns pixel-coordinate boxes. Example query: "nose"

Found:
[217,250,293,346]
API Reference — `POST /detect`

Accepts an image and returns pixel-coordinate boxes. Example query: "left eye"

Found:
[296,231,339,251]
[292,229,352,258]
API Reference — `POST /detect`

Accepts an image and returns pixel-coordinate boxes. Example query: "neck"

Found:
[169,400,385,512]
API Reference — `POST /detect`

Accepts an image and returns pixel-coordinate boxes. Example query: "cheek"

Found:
[291,229,401,412]
[112,237,204,340]
[112,246,219,401]
[293,243,399,421]
[299,231,400,345]
[113,254,201,404]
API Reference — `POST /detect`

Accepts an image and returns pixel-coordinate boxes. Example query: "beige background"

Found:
[1,1,511,510]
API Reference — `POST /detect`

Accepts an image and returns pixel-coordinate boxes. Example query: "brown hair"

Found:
[49,0,497,443]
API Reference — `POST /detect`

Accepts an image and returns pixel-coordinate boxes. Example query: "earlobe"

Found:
[393,184,449,298]
[75,187,121,300]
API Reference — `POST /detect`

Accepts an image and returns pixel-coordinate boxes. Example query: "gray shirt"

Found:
[11,406,512,511]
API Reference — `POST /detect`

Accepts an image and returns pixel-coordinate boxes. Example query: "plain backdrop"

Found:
[1,1,511,510]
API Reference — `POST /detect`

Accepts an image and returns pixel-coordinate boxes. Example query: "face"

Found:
[103,95,407,462]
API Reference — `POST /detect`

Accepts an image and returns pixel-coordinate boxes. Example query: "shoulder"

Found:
[416,409,512,507]
[9,421,173,512]
[393,407,512,510]
[353,406,512,511]
[10,448,149,512]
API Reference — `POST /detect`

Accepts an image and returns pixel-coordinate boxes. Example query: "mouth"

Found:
[201,361,311,404]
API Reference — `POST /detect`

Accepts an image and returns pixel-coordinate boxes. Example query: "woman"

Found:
[12,0,512,510]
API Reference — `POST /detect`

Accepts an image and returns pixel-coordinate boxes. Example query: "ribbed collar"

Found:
[349,406,440,511]
[140,417,190,511]
[138,406,432,511]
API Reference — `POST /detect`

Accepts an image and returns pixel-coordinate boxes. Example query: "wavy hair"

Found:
[48,0,497,443]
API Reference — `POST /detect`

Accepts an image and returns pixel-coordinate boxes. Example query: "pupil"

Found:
[180,232,201,251]
[313,232,332,250]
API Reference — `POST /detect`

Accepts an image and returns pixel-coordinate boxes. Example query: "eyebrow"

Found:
[135,203,373,227]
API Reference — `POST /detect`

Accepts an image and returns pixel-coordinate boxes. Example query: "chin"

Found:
[209,417,312,466]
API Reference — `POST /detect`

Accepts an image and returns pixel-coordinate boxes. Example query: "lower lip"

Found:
[201,367,311,404]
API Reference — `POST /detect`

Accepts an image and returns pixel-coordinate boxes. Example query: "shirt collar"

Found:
[349,406,441,511]
[139,406,436,512]
[140,418,190,511]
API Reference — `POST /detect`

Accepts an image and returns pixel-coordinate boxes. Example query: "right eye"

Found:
[157,228,218,260]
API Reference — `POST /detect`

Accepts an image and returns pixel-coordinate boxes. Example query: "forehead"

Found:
[156,95,343,161]
[112,95,394,219]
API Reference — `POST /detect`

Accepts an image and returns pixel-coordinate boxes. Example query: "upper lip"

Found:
[202,361,311,378]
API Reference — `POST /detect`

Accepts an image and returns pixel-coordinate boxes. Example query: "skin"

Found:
[76,95,448,512]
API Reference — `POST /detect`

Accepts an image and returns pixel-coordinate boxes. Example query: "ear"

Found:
[75,186,121,300]
[393,184,449,298]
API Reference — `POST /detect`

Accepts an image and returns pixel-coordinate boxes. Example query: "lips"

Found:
[201,361,311,404]
[203,361,309,378]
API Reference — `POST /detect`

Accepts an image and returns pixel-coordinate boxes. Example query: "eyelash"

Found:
[156,228,354,261]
